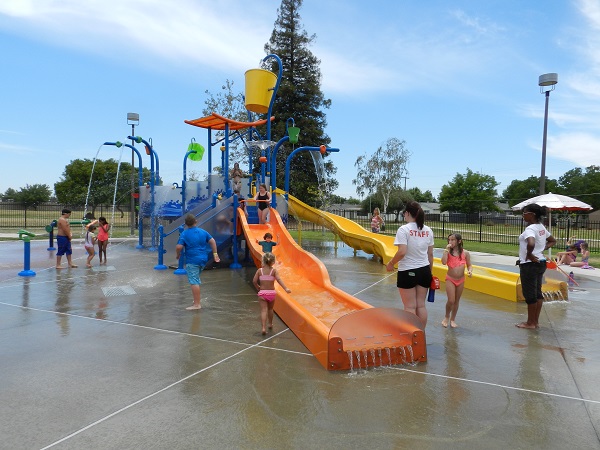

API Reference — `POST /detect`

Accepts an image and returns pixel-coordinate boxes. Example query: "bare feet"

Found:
[186,305,201,310]
[516,322,537,329]
[56,266,65,270]
[450,321,458,328]
[261,330,267,335]
[441,318,448,328]
[268,324,273,330]
[86,264,92,268]
[70,264,78,268]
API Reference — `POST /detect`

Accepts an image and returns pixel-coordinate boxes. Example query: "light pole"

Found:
[127,112,139,234]
[538,73,558,195]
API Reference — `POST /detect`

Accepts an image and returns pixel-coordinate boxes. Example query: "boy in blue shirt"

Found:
[256,232,279,253]
[176,214,220,310]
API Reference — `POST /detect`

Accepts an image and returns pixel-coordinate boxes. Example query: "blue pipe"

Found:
[269,136,289,208]
[262,54,283,142]
[129,136,158,250]
[105,141,144,249]
[154,225,168,270]
[284,146,340,194]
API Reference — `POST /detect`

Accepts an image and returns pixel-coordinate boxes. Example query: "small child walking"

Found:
[252,252,291,335]
[256,232,279,253]
[84,224,98,268]
[441,233,472,328]
[97,217,111,265]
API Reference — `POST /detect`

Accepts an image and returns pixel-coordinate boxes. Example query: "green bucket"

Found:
[288,126,300,144]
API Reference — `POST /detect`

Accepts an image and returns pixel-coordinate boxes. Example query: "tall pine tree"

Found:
[263,0,338,204]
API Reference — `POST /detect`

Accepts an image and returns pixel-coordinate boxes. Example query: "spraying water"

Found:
[83,144,104,222]
[109,144,126,238]
[309,151,330,209]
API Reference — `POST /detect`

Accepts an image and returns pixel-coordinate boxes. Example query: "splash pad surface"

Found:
[1,237,599,448]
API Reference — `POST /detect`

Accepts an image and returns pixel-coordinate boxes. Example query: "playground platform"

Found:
[1,237,600,449]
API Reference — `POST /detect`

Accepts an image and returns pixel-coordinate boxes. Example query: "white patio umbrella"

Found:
[511,192,593,257]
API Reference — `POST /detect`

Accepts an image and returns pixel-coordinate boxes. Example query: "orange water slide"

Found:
[237,208,426,371]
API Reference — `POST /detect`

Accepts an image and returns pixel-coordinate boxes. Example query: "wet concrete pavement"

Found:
[1,238,600,449]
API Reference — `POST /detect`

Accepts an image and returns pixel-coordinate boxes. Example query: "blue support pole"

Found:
[18,230,36,277]
[230,194,242,269]
[154,225,168,270]
[174,226,187,275]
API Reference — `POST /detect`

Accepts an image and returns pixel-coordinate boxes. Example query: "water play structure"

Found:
[66,53,566,371]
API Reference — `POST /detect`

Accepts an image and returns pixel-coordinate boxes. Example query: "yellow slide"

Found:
[280,191,567,302]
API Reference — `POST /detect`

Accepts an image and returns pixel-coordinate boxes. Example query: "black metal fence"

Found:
[321,209,600,253]
[2,202,598,252]
[0,202,134,235]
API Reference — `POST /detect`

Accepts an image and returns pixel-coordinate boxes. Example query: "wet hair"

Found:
[98,216,108,224]
[263,232,273,240]
[258,183,268,191]
[262,251,276,267]
[403,201,425,230]
[184,213,197,227]
[87,225,97,232]
[448,233,464,257]
[522,203,548,222]
[580,242,589,251]
[61,208,71,215]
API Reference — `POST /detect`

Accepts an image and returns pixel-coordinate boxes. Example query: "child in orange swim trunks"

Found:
[441,233,472,328]
[252,252,291,335]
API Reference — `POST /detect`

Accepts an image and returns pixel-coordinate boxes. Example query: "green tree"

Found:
[557,166,600,210]
[502,176,558,206]
[13,184,51,228]
[439,169,500,213]
[202,79,248,170]
[405,187,437,203]
[263,0,338,203]
[54,159,152,215]
[353,137,410,213]
[2,187,18,201]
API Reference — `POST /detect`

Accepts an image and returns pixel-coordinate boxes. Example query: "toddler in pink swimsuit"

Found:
[441,233,472,328]
[252,252,291,335]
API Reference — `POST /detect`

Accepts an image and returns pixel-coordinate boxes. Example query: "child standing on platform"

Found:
[253,252,291,335]
[441,233,472,328]
[97,216,111,265]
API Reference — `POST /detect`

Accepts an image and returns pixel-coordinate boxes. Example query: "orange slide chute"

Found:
[237,208,426,370]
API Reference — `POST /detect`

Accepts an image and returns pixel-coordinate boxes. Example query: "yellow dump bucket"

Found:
[245,68,277,114]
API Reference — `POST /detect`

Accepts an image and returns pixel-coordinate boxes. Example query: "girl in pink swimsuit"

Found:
[252,252,291,335]
[441,233,472,328]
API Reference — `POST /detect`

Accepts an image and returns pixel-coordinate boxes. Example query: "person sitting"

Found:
[570,242,590,268]
[555,245,577,265]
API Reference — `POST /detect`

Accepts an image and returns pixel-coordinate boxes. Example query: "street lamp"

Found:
[127,113,139,234]
[538,73,558,195]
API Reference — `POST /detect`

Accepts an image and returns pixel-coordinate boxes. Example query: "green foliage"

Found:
[13,184,51,209]
[502,176,558,206]
[202,79,247,169]
[262,0,338,204]
[405,187,437,203]
[557,165,600,210]
[439,168,500,213]
[353,137,410,213]
[2,187,18,201]
[54,159,152,212]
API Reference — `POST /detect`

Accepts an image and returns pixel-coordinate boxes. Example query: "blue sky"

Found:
[1,0,599,201]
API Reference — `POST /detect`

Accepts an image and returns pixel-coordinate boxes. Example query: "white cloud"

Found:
[548,132,600,166]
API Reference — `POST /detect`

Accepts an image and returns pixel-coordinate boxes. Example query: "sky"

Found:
[1,0,600,202]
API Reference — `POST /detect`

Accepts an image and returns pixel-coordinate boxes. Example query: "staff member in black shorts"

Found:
[516,203,556,329]
[386,201,434,328]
